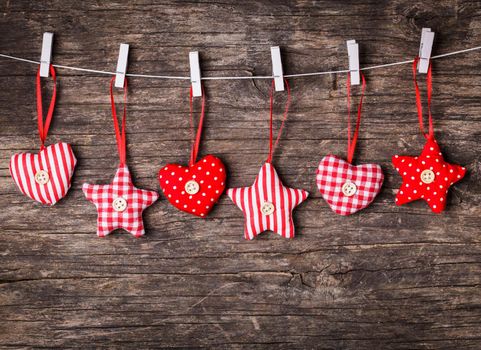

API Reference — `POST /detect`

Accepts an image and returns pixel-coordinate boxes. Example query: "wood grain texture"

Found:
[0,0,480,348]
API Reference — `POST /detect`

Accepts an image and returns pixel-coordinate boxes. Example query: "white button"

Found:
[34,170,49,185]
[261,202,275,215]
[185,180,200,195]
[112,197,127,212]
[420,169,435,184]
[342,181,357,197]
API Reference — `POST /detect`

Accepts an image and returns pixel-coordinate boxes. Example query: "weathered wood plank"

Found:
[0,0,480,348]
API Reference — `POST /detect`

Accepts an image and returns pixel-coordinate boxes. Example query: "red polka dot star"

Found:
[392,136,465,213]
[392,58,466,214]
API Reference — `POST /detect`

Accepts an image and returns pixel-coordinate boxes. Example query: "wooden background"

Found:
[0,0,480,348]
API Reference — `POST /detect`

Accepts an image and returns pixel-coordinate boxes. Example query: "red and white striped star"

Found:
[227,162,309,240]
[83,165,159,237]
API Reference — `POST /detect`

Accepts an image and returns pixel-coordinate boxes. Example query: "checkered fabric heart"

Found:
[316,155,384,215]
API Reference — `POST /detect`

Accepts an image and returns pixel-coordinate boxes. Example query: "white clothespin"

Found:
[189,51,202,97]
[418,28,435,74]
[346,40,360,85]
[115,43,129,88]
[39,32,54,78]
[270,46,284,91]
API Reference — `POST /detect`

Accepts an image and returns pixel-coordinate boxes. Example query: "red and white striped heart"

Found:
[316,155,384,216]
[9,142,77,206]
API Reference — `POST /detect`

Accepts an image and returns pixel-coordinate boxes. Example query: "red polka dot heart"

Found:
[158,155,226,217]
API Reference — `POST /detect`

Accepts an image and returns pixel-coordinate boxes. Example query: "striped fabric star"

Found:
[227,162,308,240]
[83,165,159,237]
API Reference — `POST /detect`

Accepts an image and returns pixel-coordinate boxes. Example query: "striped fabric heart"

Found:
[9,142,77,206]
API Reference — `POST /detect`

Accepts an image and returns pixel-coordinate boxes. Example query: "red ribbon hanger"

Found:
[346,73,366,164]
[189,86,206,167]
[109,77,128,166]
[412,56,434,139]
[266,79,291,163]
[36,65,57,149]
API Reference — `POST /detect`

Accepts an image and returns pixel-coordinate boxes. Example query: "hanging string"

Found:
[267,79,291,163]
[2,44,481,80]
[36,65,57,149]
[346,73,366,164]
[189,86,206,167]
[412,57,434,139]
[109,77,128,165]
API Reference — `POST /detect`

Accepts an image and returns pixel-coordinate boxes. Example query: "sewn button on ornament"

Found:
[261,202,275,216]
[34,170,50,185]
[112,197,127,212]
[185,180,200,195]
[420,169,435,184]
[342,181,357,197]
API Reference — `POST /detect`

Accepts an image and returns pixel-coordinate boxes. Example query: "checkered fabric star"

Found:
[83,165,159,237]
[227,162,308,240]
[392,136,466,213]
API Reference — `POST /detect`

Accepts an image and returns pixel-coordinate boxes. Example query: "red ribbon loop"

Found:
[412,56,434,139]
[189,86,206,167]
[109,77,128,165]
[36,65,57,149]
[346,73,366,164]
[267,79,291,163]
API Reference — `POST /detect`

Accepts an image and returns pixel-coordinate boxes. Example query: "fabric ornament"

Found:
[83,78,159,237]
[392,58,466,213]
[227,80,308,240]
[317,74,383,215]
[158,87,226,217]
[9,65,77,206]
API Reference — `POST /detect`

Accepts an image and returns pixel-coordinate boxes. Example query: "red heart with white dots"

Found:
[158,154,226,217]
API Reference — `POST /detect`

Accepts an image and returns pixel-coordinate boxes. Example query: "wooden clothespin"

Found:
[115,43,129,88]
[189,51,202,97]
[39,32,54,78]
[270,46,284,91]
[346,40,360,85]
[418,28,435,74]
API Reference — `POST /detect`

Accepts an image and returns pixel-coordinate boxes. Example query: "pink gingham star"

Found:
[83,165,159,237]
[227,162,308,240]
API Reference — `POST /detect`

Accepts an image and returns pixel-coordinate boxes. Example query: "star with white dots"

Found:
[392,137,466,213]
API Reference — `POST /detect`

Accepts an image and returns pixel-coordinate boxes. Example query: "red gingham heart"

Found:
[9,142,77,206]
[158,154,226,217]
[316,155,384,215]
